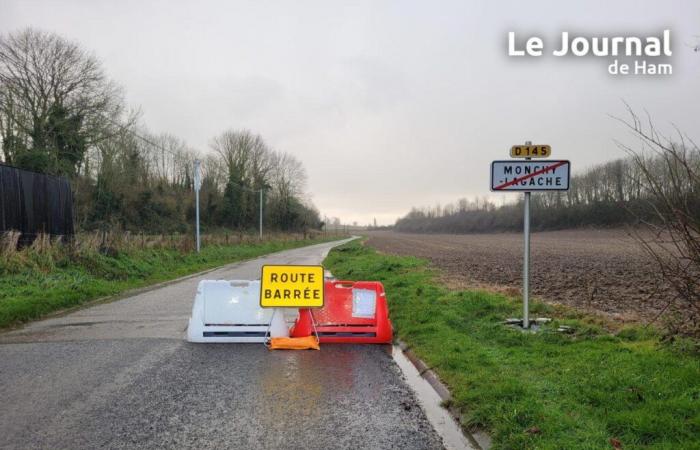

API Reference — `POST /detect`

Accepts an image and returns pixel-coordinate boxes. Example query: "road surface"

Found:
[0,239,443,450]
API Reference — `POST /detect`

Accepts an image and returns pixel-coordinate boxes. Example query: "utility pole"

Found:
[194,159,201,253]
[523,141,532,329]
[259,188,263,240]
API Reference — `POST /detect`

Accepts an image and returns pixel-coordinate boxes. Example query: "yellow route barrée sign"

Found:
[260,265,324,308]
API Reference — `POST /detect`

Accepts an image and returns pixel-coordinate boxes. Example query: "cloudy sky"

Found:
[2,0,698,224]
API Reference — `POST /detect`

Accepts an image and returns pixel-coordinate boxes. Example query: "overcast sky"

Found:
[2,0,698,225]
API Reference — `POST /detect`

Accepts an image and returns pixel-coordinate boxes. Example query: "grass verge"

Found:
[0,236,343,329]
[324,240,700,450]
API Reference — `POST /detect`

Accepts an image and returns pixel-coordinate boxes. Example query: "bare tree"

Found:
[0,27,320,235]
[270,151,307,200]
[615,107,700,337]
[0,28,124,176]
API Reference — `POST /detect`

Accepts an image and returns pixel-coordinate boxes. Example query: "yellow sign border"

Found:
[259,264,325,308]
[510,145,551,158]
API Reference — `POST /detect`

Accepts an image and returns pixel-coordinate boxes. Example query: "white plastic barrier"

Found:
[186,280,290,343]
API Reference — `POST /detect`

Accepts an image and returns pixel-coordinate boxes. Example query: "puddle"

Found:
[391,345,481,450]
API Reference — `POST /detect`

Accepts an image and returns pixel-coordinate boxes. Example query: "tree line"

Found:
[395,146,699,233]
[0,28,321,234]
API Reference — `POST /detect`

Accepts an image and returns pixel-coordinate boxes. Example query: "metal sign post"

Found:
[491,143,571,329]
[522,141,532,329]
[194,159,202,253]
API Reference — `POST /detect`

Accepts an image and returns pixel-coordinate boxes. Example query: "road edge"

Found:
[0,237,355,335]
[396,339,492,450]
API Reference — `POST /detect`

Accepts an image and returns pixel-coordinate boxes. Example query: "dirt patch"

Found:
[365,229,670,324]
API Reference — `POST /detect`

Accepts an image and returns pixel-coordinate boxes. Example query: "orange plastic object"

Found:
[291,281,393,344]
[268,336,320,350]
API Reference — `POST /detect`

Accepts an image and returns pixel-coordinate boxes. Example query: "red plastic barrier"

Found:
[291,281,393,344]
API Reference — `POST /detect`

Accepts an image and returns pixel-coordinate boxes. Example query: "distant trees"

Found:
[211,129,319,231]
[0,28,124,177]
[267,151,313,230]
[396,150,698,234]
[213,130,270,229]
[83,129,196,232]
[0,27,321,234]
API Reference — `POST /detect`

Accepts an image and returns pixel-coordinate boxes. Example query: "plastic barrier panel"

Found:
[291,281,393,344]
[187,280,290,343]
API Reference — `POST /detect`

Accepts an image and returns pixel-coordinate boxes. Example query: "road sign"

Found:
[510,144,551,158]
[260,265,324,308]
[490,160,570,191]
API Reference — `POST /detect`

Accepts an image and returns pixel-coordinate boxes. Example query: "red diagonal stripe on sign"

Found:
[494,160,568,190]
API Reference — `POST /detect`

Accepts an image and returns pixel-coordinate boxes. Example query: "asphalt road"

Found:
[0,239,444,450]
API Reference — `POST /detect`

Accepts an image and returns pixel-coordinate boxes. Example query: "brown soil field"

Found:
[365,230,671,324]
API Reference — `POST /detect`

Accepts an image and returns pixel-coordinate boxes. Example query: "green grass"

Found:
[324,241,700,450]
[0,236,342,329]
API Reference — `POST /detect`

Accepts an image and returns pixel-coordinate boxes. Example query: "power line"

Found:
[0,101,183,159]
[225,181,264,194]
[4,103,267,195]
[104,115,265,194]
[99,114,183,158]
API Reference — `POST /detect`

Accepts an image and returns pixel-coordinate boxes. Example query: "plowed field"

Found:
[365,230,670,323]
